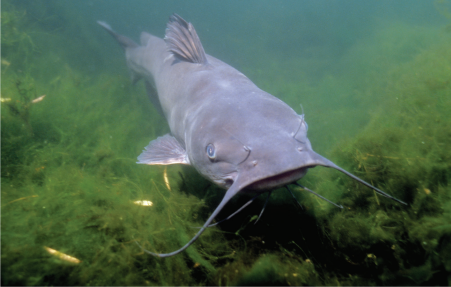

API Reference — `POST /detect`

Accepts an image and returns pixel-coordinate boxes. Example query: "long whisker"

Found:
[254,191,272,225]
[306,151,407,205]
[293,108,308,143]
[328,164,407,205]
[294,182,343,209]
[293,117,304,139]
[285,185,304,210]
[136,179,243,257]
[191,193,261,228]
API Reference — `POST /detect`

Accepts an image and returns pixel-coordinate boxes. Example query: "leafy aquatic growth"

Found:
[2,1,451,286]
[313,40,451,285]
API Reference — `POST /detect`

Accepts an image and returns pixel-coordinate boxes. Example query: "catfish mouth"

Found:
[244,166,310,191]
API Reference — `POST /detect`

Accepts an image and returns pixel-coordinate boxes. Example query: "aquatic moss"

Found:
[313,37,451,285]
[0,65,233,284]
[2,1,451,286]
[1,4,230,283]
[232,253,319,286]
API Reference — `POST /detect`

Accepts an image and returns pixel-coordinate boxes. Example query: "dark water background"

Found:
[2,0,451,285]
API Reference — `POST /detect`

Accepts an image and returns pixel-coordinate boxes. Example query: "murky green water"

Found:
[2,0,451,285]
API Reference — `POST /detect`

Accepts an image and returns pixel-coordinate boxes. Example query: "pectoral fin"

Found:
[137,134,190,165]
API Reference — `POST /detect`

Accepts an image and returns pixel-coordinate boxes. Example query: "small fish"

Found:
[163,166,171,191]
[44,246,81,264]
[31,94,45,103]
[1,59,10,66]
[133,200,153,206]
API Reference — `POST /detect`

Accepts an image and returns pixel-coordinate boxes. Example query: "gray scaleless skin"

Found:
[98,14,406,257]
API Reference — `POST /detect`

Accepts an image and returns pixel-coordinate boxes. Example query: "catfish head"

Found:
[185,95,317,192]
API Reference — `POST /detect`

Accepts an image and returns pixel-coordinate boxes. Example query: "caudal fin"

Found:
[97,21,138,50]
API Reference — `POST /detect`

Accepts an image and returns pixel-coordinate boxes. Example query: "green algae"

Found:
[311,36,451,285]
[2,1,451,286]
[1,4,229,285]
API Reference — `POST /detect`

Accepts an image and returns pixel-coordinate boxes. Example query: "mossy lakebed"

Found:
[2,1,451,285]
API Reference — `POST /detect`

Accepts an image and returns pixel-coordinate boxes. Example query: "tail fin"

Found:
[98,21,141,84]
[97,21,138,50]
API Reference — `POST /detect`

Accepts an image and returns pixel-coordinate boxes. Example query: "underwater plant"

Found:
[2,1,450,285]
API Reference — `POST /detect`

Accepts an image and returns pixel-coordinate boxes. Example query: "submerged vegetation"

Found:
[2,1,450,285]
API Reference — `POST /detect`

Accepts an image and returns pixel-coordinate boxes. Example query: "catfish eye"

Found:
[206,144,216,159]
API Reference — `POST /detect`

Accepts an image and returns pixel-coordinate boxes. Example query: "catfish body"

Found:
[114,17,312,191]
[98,14,405,257]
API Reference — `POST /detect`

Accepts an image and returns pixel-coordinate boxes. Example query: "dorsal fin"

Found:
[164,14,208,65]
